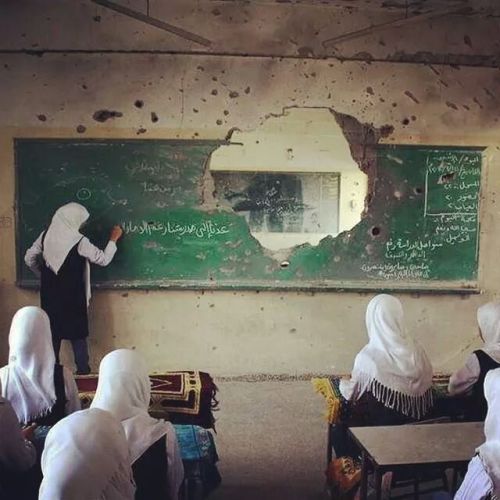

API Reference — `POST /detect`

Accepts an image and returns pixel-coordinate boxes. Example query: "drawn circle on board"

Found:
[76,188,92,201]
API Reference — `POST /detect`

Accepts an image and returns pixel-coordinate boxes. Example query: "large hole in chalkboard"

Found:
[209,108,368,252]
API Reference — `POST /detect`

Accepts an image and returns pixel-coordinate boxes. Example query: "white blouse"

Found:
[24,232,117,277]
[455,455,493,500]
[448,353,481,396]
[0,397,36,471]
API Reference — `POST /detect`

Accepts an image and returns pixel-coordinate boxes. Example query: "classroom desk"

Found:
[349,422,484,500]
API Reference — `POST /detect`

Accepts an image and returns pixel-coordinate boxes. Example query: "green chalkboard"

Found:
[15,140,482,291]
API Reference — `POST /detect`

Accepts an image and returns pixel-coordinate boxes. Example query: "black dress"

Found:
[40,232,88,341]
[132,436,170,500]
[465,350,500,422]
[32,363,67,427]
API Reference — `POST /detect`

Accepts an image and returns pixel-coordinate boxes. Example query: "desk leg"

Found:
[374,467,382,500]
[360,451,369,500]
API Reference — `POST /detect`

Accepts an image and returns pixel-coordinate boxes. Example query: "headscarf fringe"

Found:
[19,397,57,425]
[354,370,433,419]
[312,378,341,423]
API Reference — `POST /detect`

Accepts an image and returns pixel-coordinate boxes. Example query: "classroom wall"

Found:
[1,1,500,376]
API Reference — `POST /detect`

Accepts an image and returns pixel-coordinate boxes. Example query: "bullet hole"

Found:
[93,15,101,22]
[76,125,86,134]
[151,112,159,123]
[290,328,297,334]
[229,91,239,98]
[37,114,47,122]
[223,110,229,116]
[216,119,223,125]
[92,110,123,122]
[194,132,199,137]
[193,108,199,113]
[211,89,218,96]
[371,226,381,237]
[3,64,9,69]
[81,84,88,90]
[260,307,264,311]
[402,118,410,125]
[446,101,458,110]
[404,90,420,104]
[122,292,129,297]
[392,102,398,107]
[380,124,394,137]
[212,8,221,15]
[366,86,374,95]
[411,115,417,121]
[134,100,144,109]
[280,261,290,269]
[464,35,472,48]
[413,187,423,195]
[297,46,314,57]
[136,127,147,135]
[245,86,251,94]
[212,76,218,82]
[197,66,204,71]
[212,346,217,350]
[438,172,456,184]
[209,304,215,308]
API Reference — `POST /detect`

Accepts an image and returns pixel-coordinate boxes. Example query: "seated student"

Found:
[91,349,184,500]
[24,202,123,374]
[455,368,500,500]
[449,302,500,421]
[0,397,37,499]
[340,294,434,425]
[39,408,136,500]
[0,306,80,426]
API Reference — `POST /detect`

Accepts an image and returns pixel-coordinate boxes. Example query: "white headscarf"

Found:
[478,302,500,363]
[91,349,170,463]
[477,368,500,498]
[0,306,56,424]
[350,294,433,418]
[43,202,89,274]
[40,408,136,500]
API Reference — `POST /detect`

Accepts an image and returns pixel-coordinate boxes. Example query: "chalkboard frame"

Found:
[14,139,484,294]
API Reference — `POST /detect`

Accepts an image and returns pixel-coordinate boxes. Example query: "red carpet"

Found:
[76,371,218,428]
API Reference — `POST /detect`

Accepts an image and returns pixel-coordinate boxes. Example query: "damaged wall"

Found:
[0,1,500,375]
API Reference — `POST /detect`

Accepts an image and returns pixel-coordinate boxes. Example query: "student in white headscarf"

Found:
[0,306,80,426]
[39,408,136,500]
[455,368,500,500]
[449,302,500,421]
[91,349,184,500]
[340,294,434,421]
[24,202,123,374]
[0,397,37,499]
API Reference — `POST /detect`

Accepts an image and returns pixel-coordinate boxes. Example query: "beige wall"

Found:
[1,1,500,375]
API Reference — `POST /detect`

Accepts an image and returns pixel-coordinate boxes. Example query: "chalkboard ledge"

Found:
[17,279,480,295]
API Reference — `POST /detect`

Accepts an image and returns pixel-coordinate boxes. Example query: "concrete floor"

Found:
[209,380,328,500]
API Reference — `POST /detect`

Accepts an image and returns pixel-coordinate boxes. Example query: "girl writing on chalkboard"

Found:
[448,301,500,421]
[24,202,123,374]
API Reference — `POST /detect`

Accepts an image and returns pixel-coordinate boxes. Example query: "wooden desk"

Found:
[349,422,484,500]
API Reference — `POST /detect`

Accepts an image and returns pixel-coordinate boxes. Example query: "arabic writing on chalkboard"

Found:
[122,219,230,239]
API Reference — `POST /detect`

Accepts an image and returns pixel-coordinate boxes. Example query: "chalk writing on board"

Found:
[361,263,430,280]
[122,220,230,239]
[76,188,92,201]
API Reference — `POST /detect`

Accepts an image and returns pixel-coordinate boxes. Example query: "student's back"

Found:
[91,349,184,500]
[0,307,80,427]
[449,302,500,421]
